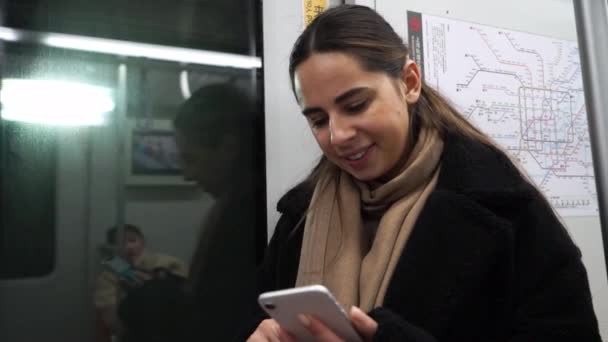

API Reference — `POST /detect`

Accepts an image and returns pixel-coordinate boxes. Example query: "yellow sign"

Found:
[303,0,328,27]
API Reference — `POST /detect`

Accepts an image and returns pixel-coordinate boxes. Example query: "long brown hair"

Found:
[289,5,498,192]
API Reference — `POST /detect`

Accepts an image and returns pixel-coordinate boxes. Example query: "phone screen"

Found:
[102,256,137,281]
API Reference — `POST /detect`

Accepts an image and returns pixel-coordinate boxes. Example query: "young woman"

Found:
[245,5,600,342]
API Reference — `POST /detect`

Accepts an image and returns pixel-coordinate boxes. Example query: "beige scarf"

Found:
[295,127,444,312]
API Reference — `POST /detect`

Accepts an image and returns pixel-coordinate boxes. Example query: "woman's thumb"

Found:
[350,306,378,341]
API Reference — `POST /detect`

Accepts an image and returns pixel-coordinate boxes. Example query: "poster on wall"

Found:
[303,0,329,26]
[131,131,181,176]
[407,11,597,217]
[124,119,193,186]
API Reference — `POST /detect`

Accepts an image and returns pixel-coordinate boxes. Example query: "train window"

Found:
[0,1,265,341]
[0,43,121,279]
[0,121,57,279]
[4,0,253,55]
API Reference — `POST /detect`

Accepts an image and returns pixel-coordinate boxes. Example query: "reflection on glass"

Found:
[1,79,114,126]
[0,1,264,341]
[0,121,56,279]
[131,131,182,175]
[94,223,188,336]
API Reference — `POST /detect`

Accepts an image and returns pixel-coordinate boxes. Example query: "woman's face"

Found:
[294,52,421,182]
[174,131,235,195]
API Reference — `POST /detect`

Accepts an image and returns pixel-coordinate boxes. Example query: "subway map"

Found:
[407,12,597,216]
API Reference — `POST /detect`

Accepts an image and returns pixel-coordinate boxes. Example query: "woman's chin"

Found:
[347,169,379,183]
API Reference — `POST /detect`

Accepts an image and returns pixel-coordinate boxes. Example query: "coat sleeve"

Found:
[506,193,601,341]
[234,212,296,341]
[369,307,437,342]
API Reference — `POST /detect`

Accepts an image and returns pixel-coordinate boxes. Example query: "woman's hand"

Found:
[299,306,378,341]
[350,306,378,339]
[247,306,378,342]
[247,319,296,342]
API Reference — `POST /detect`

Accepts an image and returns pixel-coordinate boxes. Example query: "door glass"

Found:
[0,1,265,341]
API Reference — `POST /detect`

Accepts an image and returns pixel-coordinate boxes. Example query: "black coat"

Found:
[240,133,601,341]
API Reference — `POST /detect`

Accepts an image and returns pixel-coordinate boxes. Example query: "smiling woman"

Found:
[295,52,415,183]
[243,5,601,342]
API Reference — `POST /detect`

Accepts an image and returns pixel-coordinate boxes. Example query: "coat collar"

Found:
[277,180,313,216]
[437,133,534,196]
[384,133,533,338]
[383,188,516,339]
[436,133,537,219]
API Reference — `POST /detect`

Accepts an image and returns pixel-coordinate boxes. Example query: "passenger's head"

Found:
[106,224,145,263]
[289,5,411,91]
[290,5,493,183]
[173,83,254,195]
[290,5,420,182]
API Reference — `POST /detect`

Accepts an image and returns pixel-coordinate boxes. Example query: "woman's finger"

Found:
[277,326,298,342]
[299,314,344,341]
[247,319,281,342]
[349,306,378,341]
[246,330,266,342]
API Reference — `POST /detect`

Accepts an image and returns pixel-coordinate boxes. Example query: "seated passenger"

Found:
[93,224,187,335]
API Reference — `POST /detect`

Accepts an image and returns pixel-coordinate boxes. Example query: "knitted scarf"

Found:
[295,127,443,312]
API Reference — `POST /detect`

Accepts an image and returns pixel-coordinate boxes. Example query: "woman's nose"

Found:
[329,115,356,146]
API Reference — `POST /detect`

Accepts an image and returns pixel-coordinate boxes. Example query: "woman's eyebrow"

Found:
[302,106,323,116]
[301,87,370,116]
[334,87,369,104]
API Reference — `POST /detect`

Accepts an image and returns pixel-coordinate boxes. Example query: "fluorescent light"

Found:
[179,70,192,99]
[0,27,20,42]
[0,27,262,69]
[1,79,114,126]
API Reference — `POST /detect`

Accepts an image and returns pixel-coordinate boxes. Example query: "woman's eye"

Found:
[310,117,328,128]
[347,100,368,113]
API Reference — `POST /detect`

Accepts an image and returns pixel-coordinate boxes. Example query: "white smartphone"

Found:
[101,255,138,282]
[258,285,363,342]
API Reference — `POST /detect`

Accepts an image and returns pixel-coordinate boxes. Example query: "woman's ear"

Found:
[401,60,422,104]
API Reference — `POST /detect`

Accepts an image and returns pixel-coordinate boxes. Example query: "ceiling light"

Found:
[1,79,114,126]
[0,27,262,69]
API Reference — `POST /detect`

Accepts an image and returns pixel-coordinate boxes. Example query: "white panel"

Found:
[263,0,322,238]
